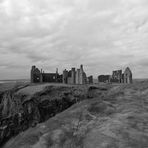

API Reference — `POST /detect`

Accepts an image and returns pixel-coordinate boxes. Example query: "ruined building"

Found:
[63,68,76,84]
[98,67,133,84]
[124,67,132,84]
[111,70,123,83]
[63,65,87,85]
[31,65,90,84]
[88,76,93,84]
[98,75,111,83]
[31,66,62,83]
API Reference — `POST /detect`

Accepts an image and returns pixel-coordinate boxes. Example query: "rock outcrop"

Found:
[0,84,107,146]
[1,81,148,148]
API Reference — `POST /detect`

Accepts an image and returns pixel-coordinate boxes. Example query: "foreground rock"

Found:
[0,83,107,146]
[2,81,148,148]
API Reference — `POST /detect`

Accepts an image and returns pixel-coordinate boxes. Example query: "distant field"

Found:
[0,80,29,92]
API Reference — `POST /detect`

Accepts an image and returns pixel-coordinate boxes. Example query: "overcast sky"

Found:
[0,0,148,79]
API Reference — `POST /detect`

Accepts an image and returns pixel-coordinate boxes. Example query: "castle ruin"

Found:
[31,66,62,83]
[63,65,87,85]
[31,65,92,85]
[98,67,133,84]
[124,67,132,84]
[88,75,93,84]
[31,65,132,85]
[98,75,111,83]
[111,70,123,83]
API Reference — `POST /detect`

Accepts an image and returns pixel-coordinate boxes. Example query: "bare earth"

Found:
[2,81,148,148]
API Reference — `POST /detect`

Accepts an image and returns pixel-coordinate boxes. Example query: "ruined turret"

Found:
[63,69,68,84]
[71,68,76,84]
[31,66,36,83]
[76,69,80,84]
[79,65,83,84]
[30,66,41,83]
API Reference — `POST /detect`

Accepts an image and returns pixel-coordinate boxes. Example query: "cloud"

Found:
[0,0,148,79]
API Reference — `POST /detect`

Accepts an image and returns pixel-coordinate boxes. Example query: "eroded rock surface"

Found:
[0,84,107,146]
[1,82,148,148]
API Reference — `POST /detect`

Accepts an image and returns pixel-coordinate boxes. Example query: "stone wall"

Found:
[31,66,62,83]
[124,67,132,84]
[98,67,133,84]
[63,65,87,85]
[76,69,80,84]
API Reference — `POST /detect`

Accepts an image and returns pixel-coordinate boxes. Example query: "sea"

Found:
[0,79,29,84]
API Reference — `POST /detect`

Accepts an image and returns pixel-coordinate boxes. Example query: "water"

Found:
[0,79,29,84]
[0,80,17,84]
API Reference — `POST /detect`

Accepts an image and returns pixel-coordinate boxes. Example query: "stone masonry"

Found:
[63,65,87,85]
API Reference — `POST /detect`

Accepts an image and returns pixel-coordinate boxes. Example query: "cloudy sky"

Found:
[0,0,148,79]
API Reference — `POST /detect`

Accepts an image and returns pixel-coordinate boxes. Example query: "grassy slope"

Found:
[3,81,148,148]
[0,82,29,93]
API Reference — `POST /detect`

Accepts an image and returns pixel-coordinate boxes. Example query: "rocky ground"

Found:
[1,81,148,148]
